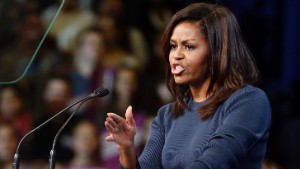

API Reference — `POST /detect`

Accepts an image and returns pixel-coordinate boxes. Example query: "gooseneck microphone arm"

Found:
[13,96,90,169]
[48,88,109,169]
[12,88,109,169]
[48,99,87,169]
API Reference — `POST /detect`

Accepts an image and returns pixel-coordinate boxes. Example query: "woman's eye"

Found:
[185,45,195,50]
[170,44,177,50]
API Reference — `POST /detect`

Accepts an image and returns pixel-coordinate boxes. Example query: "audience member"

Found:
[0,11,51,81]
[29,75,81,165]
[0,123,18,169]
[68,26,115,121]
[70,27,105,97]
[0,85,32,137]
[96,0,148,70]
[67,120,106,169]
[42,0,96,53]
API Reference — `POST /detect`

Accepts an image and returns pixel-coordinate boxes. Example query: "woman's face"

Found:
[115,69,138,99]
[169,21,209,87]
[0,126,17,162]
[72,122,99,157]
[0,88,22,117]
[77,32,104,61]
[43,79,71,113]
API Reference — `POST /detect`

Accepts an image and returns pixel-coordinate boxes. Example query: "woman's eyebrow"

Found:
[170,39,197,43]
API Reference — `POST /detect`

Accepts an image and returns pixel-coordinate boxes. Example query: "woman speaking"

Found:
[104,3,271,169]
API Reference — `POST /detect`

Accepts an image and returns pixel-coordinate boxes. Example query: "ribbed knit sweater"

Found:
[122,85,272,169]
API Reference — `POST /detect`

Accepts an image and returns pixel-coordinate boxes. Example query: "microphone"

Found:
[92,87,109,97]
[48,88,109,169]
[12,88,109,169]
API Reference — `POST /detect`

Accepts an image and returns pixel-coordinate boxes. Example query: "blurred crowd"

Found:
[0,0,299,169]
[0,0,175,168]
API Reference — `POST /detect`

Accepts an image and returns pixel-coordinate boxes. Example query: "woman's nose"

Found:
[172,48,184,60]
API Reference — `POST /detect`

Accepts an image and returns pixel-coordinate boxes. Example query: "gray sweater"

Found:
[123,85,271,169]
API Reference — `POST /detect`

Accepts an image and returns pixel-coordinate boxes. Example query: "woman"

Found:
[67,120,105,169]
[104,3,271,169]
[0,123,18,169]
[0,85,32,137]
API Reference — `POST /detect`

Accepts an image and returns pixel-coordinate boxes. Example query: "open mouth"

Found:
[171,65,185,75]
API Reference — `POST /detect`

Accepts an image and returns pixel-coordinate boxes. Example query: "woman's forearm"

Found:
[118,145,137,169]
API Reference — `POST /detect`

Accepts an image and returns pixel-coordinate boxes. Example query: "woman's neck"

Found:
[189,78,213,102]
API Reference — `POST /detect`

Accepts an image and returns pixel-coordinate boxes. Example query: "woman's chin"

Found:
[174,79,188,85]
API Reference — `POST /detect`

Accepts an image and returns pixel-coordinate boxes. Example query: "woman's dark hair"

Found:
[162,3,260,119]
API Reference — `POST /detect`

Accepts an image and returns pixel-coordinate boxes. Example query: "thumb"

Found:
[125,106,135,127]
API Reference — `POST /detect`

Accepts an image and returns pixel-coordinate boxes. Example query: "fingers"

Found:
[104,108,136,145]
[104,122,116,142]
[106,116,118,127]
[107,112,125,124]
[125,106,136,126]
[124,106,136,132]
[105,120,113,132]
[105,134,115,142]
[105,107,136,135]
[105,118,119,133]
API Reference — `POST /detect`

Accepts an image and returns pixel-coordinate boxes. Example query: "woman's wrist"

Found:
[118,144,137,169]
[117,139,135,150]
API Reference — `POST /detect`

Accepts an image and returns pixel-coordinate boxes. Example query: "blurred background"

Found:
[0,0,299,169]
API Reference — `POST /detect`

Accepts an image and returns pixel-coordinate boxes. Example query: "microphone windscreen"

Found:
[94,88,109,97]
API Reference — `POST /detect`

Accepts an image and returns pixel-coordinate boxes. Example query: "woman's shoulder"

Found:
[151,102,175,126]
[158,102,174,112]
[157,102,174,116]
[228,84,269,102]
[222,84,271,113]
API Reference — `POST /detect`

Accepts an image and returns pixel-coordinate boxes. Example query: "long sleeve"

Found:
[119,105,168,169]
[120,85,271,169]
[136,106,167,169]
[186,86,272,169]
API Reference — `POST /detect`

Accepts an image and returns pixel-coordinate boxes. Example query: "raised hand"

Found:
[105,106,137,149]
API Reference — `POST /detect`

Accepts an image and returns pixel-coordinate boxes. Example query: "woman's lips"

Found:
[171,65,185,75]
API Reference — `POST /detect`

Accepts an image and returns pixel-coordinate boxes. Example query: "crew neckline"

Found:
[187,96,208,111]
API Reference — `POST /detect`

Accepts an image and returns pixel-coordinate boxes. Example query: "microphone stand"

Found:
[13,97,90,169]
[48,97,89,169]
[49,88,109,169]
[12,88,109,169]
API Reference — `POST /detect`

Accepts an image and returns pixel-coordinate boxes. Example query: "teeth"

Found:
[176,65,183,70]
[171,65,185,74]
